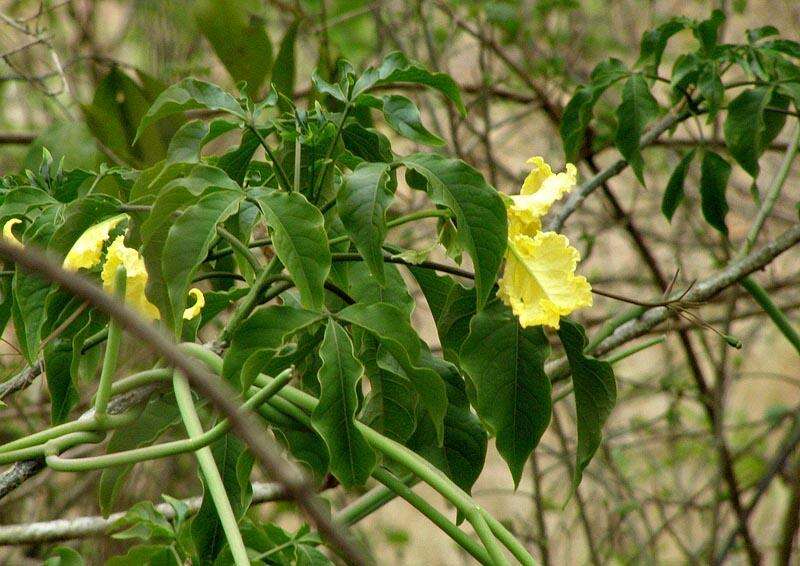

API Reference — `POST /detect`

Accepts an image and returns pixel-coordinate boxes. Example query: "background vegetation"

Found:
[1,0,799,564]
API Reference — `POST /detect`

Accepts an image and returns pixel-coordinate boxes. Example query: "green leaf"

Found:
[195,0,272,92]
[341,122,393,164]
[83,68,169,165]
[99,396,182,516]
[459,301,552,487]
[273,20,299,111]
[724,86,772,178]
[409,269,476,363]
[337,302,447,443]
[217,129,261,185]
[615,74,660,185]
[353,51,465,115]
[560,59,628,162]
[136,79,244,143]
[311,320,377,487]
[192,434,253,564]
[661,149,696,222]
[261,406,330,485]
[699,150,732,235]
[408,355,487,493]
[694,9,726,54]
[12,208,60,363]
[378,95,444,146]
[402,153,507,310]
[361,339,418,443]
[250,188,331,311]
[107,545,180,566]
[338,261,415,318]
[636,19,689,74]
[223,305,323,388]
[43,298,95,424]
[165,119,238,166]
[557,319,616,488]
[337,162,393,283]
[114,501,174,542]
[560,87,596,163]
[44,547,85,566]
[697,63,724,120]
[163,189,242,328]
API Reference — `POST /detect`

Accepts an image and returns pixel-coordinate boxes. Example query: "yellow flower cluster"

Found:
[2,216,204,322]
[497,157,592,329]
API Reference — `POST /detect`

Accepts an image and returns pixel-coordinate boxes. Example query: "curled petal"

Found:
[2,219,23,248]
[63,214,127,271]
[498,232,592,329]
[508,157,577,238]
[101,236,161,321]
[183,288,205,320]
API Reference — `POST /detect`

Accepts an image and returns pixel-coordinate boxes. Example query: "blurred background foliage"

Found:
[1,0,800,564]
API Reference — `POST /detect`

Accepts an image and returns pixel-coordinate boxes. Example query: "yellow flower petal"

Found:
[2,219,23,248]
[63,214,127,271]
[101,236,161,321]
[183,288,205,320]
[508,157,577,238]
[498,231,592,329]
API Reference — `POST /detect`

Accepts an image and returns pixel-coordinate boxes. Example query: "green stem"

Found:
[45,369,292,471]
[81,327,109,354]
[741,123,800,256]
[311,104,351,202]
[585,307,645,353]
[740,276,800,355]
[603,336,666,365]
[219,264,288,343]
[0,412,136,460]
[331,252,475,280]
[216,226,262,271]
[5,431,102,465]
[94,266,126,424]
[188,346,535,565]
[109,368,172,396]
[372,467,493,565]
[173,372,249,566]
[358,425,512,565]
[336,476,418,525]
[209,208,451,263]
[249,125,293,192]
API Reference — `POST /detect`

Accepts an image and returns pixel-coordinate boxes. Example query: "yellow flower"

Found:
[63,214,127,271]
[101,236,161,321]
[183,288,205,320]
[508,157,577,236]
[498,232,592,329]
[2,219,23,248]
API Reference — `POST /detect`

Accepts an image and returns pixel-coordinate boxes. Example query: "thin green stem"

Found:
[190,346,535,565]
[216,226,262,271]
[741,123,800,256]
[110,368,172,396]
[94,266,126,424]
[0,411,136,457]
[249,125,293,191]
[219,265,288,343]
[372,467,492,565]
[603,336,666,365]
[45,369,292,471]
[311,104,351,202]
[209,208,451,262]
[740,276,800,355]
[336,475,417,525]
[173,371,249,566]
[331,252,475,279]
